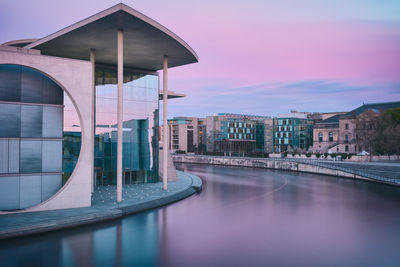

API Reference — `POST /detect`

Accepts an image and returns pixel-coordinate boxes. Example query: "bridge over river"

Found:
[1,163,400,266]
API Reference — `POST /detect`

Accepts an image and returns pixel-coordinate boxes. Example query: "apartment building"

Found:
[167,117,205,153]
[273,112,313,153]
[206,113,272,153]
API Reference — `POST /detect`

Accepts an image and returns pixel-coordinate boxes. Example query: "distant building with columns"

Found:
[312,102,400,154]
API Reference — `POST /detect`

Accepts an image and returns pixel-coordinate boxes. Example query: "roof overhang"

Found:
[2,39,39,47]
[159,90,186,100]
[25,3,198,71]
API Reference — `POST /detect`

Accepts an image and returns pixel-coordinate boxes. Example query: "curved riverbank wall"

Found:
[269,153,400,162]
[173,155,395,185]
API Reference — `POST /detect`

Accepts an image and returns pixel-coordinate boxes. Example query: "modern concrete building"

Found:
[167,117,205,153]
[0,4,197,212]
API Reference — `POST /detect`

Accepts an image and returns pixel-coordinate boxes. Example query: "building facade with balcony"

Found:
[167,117,205,153]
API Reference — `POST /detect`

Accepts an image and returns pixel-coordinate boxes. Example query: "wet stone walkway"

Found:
[0,171,201,239]
[92,175,192,208]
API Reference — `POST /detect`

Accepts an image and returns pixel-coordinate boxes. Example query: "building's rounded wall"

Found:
[0,49,93,212]
[0,64,81,211]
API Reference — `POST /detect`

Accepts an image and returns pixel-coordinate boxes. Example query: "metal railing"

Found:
[174,154,399,185]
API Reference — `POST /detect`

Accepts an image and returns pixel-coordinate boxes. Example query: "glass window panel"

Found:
[20,140,42,173]
[42,141,62,172]
[8,140,19,173]
[43,106,62,138]
[96,97,118,114]
[0,176,20,210]
[0,64,21,102]
[0,104,21,138]
[64,110,81,132]
[0,86,20,103]
[42,78,63,105]
[145,75,158,89]
[21,105,42,137]
[96,84,117,99]
[95,67,159,185]
[42,175,62,201]
[123,100,148,115]
[0,140,8,173]
[62,92,81,183]
[21,67,43,103]
[19,175,41,209]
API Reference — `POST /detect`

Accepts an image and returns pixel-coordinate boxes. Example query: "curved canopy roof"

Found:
[2,39,39,47]
[25,3,198,71]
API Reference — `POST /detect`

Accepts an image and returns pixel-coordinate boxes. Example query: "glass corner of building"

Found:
[93,66,159,186]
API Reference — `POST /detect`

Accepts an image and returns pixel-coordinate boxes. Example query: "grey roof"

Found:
[2,39,39,47]
[317,114,342,124]
[316,101,400,126]
[341,101,400,118]
[24,3,198,71]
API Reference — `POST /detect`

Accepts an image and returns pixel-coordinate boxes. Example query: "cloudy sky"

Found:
[1,0,399,118]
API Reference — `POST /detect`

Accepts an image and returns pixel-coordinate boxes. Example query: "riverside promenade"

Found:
[173,155,400,186]
[0,171,202,239]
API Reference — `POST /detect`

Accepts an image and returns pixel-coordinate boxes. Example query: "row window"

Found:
[0,139,62,174]
[275,126,293,132]
[228,122,254,128]
[318,132,334,142]
[276,119,292,125]
[0,104,62,138]
[0,174,62,210]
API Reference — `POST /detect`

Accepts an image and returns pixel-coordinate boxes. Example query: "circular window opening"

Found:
[0,64,81,210]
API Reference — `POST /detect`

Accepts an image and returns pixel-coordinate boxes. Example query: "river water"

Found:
[1,163,400,267]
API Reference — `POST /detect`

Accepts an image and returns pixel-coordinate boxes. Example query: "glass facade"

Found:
[273,118,313,152]
[94,66,159,186]
[0,65,81,210]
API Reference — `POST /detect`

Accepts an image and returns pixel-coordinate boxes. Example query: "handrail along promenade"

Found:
[173,154,400,186]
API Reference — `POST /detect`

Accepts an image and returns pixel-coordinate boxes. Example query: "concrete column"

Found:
[117,30,123,202]
[90,48,95,194]
[162,56,168,190]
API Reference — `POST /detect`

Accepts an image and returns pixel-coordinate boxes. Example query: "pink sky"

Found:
[1,0,399,117]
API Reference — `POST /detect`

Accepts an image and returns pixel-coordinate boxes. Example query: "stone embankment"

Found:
[173,155,400,186]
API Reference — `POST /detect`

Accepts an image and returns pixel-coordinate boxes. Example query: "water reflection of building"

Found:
[0,3,197,211]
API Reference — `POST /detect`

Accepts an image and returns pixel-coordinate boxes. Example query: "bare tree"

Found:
[373,108,400,155]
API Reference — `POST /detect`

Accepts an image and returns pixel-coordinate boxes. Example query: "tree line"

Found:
[356,108,400,155]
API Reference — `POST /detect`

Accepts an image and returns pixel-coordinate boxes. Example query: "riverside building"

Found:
[0,4,198,211]
[167,117,206,153]
[312,101,400,154]
[273,111,313,153]
[206,113,271,154]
